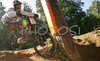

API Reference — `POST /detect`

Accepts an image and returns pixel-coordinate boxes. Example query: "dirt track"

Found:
[0,48,63,61]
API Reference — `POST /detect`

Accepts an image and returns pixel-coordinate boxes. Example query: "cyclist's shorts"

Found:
[4,17,18,23]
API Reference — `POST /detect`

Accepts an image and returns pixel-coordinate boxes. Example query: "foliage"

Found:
[36,0,47,25]
[87,0,100,17]
[0,2,6,18]
[58,0,100,35]
[85,0,100,33]
[23,2,32,12]
[0,27,11,50]
[58,0,85,34]
[36,0,45,18]
[81,14,100,34]
[0,2,11,50]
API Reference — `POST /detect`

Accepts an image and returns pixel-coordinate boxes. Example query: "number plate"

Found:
[29,18,36,24]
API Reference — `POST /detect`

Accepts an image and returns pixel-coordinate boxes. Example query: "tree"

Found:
[58,0,100,35]
[0,2,6,21]
[58,0,86,35]
[85,0,100,34]
[0,2,5,29]
[81,14,100,34]
[0,2,6,35]
[0,2,12,50]
[36,0,45,18]
[40,0,81,61]
[36,0,47,25]
[87,0,100,17]
[23,2,32,12]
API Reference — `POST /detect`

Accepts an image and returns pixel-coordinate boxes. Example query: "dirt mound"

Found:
[0,48,63,61]
[73,30,100,61]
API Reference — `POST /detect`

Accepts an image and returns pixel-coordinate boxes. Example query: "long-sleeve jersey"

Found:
[1,8,35,24]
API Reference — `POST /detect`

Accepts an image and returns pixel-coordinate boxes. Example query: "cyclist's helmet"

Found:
[13,0,22,5]
[13,0,22,9]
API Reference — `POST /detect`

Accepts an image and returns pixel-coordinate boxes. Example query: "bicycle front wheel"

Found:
[33,31,56,58]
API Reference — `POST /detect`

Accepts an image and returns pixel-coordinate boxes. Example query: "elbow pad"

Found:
[7,11,17,18]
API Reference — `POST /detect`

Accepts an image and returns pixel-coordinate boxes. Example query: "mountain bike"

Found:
[9,15,57,58]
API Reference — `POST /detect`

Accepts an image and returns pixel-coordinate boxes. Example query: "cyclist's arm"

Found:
[21,10,35,16]
[21,10,39,18]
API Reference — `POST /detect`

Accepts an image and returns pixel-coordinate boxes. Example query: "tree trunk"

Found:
[48,0,81,61]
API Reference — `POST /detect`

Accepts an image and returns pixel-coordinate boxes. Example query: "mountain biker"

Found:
[1,0,39,44]
[1,0,38,26]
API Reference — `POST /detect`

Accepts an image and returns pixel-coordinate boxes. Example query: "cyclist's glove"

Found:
[34,14,39,18]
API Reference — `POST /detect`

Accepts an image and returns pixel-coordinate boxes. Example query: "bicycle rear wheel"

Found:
[33,31,56,58]
[9,31,22,50]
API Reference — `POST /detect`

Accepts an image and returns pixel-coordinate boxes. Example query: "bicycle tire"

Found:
[33,31,57,58]
[9,32,22,50]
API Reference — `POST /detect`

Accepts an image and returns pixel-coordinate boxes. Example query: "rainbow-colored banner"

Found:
[40,0,59,36]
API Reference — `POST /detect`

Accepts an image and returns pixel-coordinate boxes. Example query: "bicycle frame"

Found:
[23,17,37,41]
[24,24,31,41]
[8,16,35,43]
